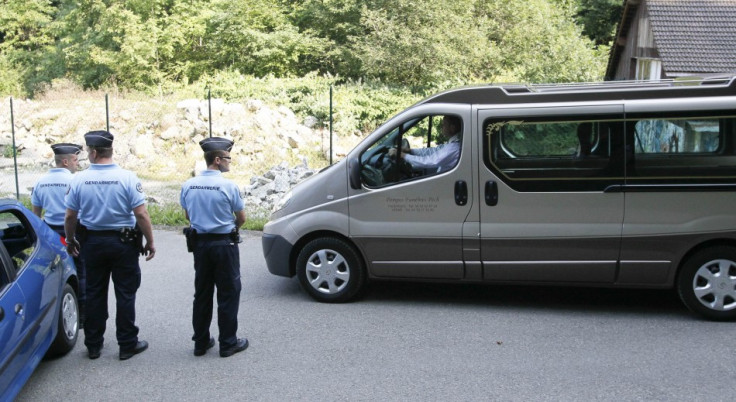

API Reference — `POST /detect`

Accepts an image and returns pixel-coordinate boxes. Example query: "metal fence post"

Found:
[10,97,19,199]
[105,94,110,132]
[208,87,212,138]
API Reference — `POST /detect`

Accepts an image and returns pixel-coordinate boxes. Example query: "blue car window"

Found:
[0,211,36,273]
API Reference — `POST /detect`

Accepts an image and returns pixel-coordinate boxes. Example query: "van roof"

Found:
[423,76,736,105]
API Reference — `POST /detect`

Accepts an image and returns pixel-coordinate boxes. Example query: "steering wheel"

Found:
[371,145,390,169]
[377,141,413,182]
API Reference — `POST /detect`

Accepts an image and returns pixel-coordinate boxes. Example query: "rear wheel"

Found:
[296,237,366,303]
[48,283,79,356]
[677,246,736,321]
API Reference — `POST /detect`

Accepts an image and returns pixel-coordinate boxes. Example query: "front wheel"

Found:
[48,283,79,356]
[296,237,366,303]
[677,246,736,321]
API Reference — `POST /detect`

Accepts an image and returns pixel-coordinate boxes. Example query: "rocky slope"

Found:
[1,93,358,214]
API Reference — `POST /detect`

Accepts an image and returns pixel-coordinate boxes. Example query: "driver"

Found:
[389,115,462,174]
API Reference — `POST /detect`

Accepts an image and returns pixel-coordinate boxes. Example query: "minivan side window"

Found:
[484,117,624,192]
[628,113,736,181]
[360,115,462,187]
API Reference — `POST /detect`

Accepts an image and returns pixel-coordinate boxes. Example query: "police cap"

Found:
[199,137,234,152]
[51,143,83,155]
[84,130,114,147]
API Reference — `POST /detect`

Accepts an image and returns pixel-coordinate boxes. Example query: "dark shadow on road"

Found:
[360,280,691,319]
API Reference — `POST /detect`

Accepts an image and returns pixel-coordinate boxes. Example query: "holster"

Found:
[230,228,242,244]
[120,225,144,255]
[183,227,197,252]
[134,225,144,255]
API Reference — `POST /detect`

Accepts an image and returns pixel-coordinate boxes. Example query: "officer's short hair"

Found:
[204,150,228,165]
[54,153,76,166]
[89,146,113,158]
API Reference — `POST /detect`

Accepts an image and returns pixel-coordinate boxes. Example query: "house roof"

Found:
[606,0,736,79]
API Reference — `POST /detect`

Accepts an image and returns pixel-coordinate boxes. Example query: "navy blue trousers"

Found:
[81,234,141,350]
[192,239,242,349]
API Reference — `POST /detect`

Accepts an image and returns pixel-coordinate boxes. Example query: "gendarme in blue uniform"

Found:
[180,170,244,233]
[180,136,248,357]
[65,130,149,359]
[32,168,73,227]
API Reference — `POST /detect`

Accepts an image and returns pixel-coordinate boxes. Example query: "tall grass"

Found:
[146,204,188,226]
[147,203,269,231]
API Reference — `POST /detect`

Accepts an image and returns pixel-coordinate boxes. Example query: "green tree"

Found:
[288,0,365,77]
[575,0,623,46]
[0,0,56,51]
[481,0,607,83]
[56,0,157,89]
[352,0,498,88]
[204,0,329,77]
[0,0,60,93]
[350,0,605,87]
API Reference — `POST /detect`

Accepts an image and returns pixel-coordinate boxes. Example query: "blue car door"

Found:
[0,241,30,394]
[0,208,59,398]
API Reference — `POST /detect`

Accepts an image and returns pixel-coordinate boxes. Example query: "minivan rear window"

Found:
[628,114,736,181]
[633,118,720,154]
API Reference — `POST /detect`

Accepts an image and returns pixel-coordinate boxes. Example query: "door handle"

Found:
[50,255,61,271]
[15,304,24,316]
[0,306,4,321]
[485,180,498,206]
[454,180,468,206]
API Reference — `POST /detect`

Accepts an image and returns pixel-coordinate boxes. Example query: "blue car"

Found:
[0,199,79,400]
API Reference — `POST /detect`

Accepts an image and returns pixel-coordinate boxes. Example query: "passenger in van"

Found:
[389,115,462,173]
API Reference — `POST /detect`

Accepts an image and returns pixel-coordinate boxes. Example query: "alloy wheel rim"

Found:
[61,292,78,338]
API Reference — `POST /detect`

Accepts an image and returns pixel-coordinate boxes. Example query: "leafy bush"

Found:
[0,55,24,96]
[194,71,422,136]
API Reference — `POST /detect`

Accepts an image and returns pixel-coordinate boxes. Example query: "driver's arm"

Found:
[388,142,411,158]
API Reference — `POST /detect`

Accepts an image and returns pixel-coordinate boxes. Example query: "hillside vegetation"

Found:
[1,0,620,94]
[1,0,622,182]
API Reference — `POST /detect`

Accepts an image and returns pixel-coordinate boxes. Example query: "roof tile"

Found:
[647,0,736,74]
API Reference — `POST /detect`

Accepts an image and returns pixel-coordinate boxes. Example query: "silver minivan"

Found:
[262,77,736,320]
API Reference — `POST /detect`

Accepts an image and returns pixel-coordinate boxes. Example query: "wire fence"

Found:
[2,86,335,200]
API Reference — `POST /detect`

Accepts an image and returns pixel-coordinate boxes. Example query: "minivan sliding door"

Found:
[478,105,625,284]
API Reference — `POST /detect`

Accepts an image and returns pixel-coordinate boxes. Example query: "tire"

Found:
[677,246,736,321]
[296,237,366,303]
[48,283,79,356]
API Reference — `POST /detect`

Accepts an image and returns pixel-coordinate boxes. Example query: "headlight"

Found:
[273,191,292,212]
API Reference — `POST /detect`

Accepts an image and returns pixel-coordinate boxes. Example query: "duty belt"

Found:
[45,223,64,231]
[196,233,232,241]
[87,229,124,237]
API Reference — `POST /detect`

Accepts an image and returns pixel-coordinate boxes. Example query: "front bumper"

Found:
[261,233,295,277]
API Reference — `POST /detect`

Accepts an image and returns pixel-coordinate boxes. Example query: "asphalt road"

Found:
[17,229,736,401]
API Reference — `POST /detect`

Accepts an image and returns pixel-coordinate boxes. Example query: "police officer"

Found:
[31,143,87,325]
[31,143,82,230]
[180,137,248,358]
[64,130,156,361]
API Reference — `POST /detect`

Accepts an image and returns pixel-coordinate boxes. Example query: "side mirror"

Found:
[348,157,361,190]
